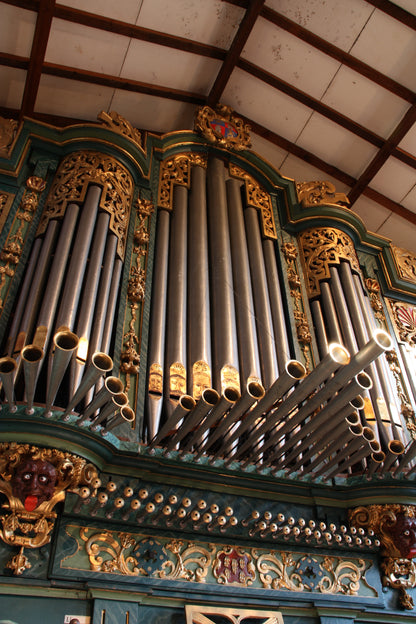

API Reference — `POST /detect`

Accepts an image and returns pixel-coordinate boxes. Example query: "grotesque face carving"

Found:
[386,512,416,559]
[12,456,57,511]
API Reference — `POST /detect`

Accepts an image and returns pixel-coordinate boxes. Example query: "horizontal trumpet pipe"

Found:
[0,357,17,410]
[90,392,128,429]
[321,442,376,481]
[103,405,135,434]
[380,439,405,473]
[147,394,196,450]
[45,330,79,413]
[77,375,124,425]
[394,440,416,476]
[182,386,240,455]
[313,426,375,478]
[166,388,220,449]
[63,352,113,417]
[21,344,44,413]
[197,380,265,457]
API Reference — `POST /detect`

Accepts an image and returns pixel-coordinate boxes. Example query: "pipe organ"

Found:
[1,107,416,622]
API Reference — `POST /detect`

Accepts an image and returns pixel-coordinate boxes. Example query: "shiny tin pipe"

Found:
[147,394,196,450]
[63,352,113,418]
[0,357,17,410]
[77,375,124,425]
[103,405,135,434]
[45,330,79,414]
[320,281,343,344]
[55,185,101,331]
[21,344,44,413]
[311,299,329,358]
[166,388,220,449]
[312,426,375,478]
[207,157,239,389]
[226,178,261,382]
[90,392,128,429]
[100,257,122,354]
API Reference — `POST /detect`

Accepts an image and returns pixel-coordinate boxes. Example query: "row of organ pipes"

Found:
[145,156,416,479]
[0,154,415,480]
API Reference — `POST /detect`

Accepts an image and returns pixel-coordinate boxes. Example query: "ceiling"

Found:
[1,0,415,251]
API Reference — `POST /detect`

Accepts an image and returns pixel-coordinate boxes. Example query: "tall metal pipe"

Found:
[165,185,188,419]
[244,203,278,387]
[55,185,102,332]
[146,208,170,440]
[207,157,239,390]
[0,357,17,410]
[100,257,123,354]
[35,204,80,352]
[262,238,291,371]
[187,164,212,396]
[320,281,343,344]
[226,178,261,382]
[311,300,329,358]
[21,344,44,413]
[45,330,79,414]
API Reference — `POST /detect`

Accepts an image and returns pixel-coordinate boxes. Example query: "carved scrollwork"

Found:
[391,245,416,284]
[298,227,360,298]
[97,110,142,147]
[296,180,349,208]
[158,153,207,210]
[194,104,251,152]
[39,151,134,258]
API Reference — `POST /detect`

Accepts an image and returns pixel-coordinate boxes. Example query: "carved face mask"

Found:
[12,456,57,511]
[387,512,416,559]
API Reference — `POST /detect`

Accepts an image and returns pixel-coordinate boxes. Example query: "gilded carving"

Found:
[0,116,18,157]
[169,362,187,397]
[388,300,416,345]
[0,191,14,232]
[213,546,256,586]
[282,242,312,371]
[0,443,98,575]
[192,360,211,400]
[120,197,153,403]
[365,278,384,323]
[0,177,46,313]
[349,504,416,609]
[186,606,284,624]
[194,104,251,152]
[97,110,142,147]
[39,151,134,258]
[391,245,416,284]
[229,164,277,238]
[148,363,163,394]
[221,364,240,395]
[296,180,349,208]
[158,153,207,211]
[298,227,360,298]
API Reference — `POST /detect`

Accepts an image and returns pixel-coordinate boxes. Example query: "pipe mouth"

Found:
[349,423,363,435]
[328,343,350,366]
[346,411,360,426]
[0,357,17,374]
[22,344,44,363]
[202,388,220,406]
[286,359,306,380]
[350,395,365,410]
[121,406,135,422]
[356,371,373,390]
[54,330,79,352]
[389,439,405,455]
[179,394,196,411]
[247,381,265,400]
[362,426,376,442]
[372,450,385,463]
[370,439,381,452]
[105,376,124,394]
[113,392,128,407]
[223,386,241,403]
[92,352,113,373]
[373,329,392,351]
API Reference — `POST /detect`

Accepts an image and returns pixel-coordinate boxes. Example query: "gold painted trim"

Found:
[157,152,207,210]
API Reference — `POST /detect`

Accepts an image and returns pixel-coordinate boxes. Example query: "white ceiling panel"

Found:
[0,66,26,110]
[370,157,416,206]
[136,0,244,48]
[250,133,289,173]
[377,211,416,251]
[296,112,379,178]
[401,183,416,213]
[350,10,416,91]
[265,0,374,52]
[0,4,36,57]
[56,0,142,24]
[109,90,195,134]
[121,39,221,95]
[320,65,410,138]
[399,121,416,156]
[35,75,115,120]
[351,194,392,234]
[279,153,350,195]
[242,17,341,100]
[46,19,130,76]
[223,69,313,143]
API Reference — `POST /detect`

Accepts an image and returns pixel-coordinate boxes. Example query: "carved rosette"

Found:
[158,153,207,211]
[97,110,142,147]
[120,197,154,409]
[349,504,416,609]
[39,151,134,258]
[0,443,98,575]
[194,104,251,152]
[296,180,349,209]
[298,227,361,298]
[0,176,46,314]
[282,241,312,371]
[391,245,416,284]
[229,163,277,239]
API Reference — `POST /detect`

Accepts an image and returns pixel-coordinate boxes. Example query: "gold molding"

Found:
[39,150,134,259]
[158,152,207,210]
[229,163,277,239]
[194,104,251,152]
[391,245,416,284]
[97,110,142,149]
[296,180,349,209]
[298,227,361,298]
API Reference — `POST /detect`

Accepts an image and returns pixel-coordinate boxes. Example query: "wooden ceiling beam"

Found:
[207,0,265,106]
[348,105,416,204]
[364,0,416,30]
[19,0,55,120]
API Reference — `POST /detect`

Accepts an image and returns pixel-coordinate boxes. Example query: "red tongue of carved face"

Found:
[24,495,38,511]
[408,547,416,559]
